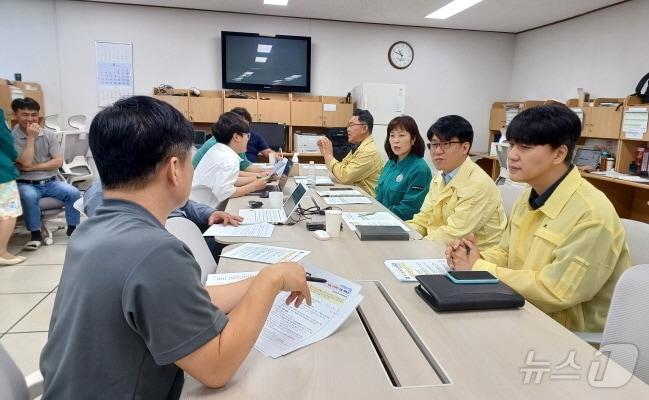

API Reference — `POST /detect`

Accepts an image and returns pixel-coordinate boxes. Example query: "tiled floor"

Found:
[0,226,68,375]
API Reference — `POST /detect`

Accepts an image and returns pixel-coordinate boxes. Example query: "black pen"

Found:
[306,273,327,283]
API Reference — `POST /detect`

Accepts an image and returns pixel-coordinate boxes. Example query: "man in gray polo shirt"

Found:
[11,97,80,250]
[40,96,311,399]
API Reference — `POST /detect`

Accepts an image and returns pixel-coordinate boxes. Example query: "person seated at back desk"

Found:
[375,115,432,220]
[191,112,269,210]
[40,96,312,398]
[193,107,277,174]
[11,97,81,250]
[407,115,506,249]
[317,109,384,197]
[446,104,630,333]
[83,178,242,261]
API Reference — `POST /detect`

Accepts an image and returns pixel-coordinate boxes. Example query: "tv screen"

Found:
[221,31,311,93]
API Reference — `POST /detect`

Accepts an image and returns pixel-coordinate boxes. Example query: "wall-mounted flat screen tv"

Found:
[221,31,311,93]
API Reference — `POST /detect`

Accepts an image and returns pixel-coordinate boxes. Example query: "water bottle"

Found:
[307,161,316,189]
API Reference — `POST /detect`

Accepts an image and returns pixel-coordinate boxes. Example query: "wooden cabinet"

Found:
[189,91,223,123]
[322,96,353,127]
[153,95,189,119]
[224,98,258,120]
[291,99,323,126]
[258,99,290,124]
[586,107,623,139]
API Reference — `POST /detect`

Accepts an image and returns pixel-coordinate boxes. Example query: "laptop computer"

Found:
[239,183,308,224]
[573,147,601,169]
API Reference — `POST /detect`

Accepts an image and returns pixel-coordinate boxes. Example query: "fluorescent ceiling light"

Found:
[257,44,272,53]
[255,57,267,63]
[425,0,483,19]
[264,0,288,5]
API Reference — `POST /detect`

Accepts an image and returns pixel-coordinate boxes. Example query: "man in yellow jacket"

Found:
[318,109,384,197]
[446,104,630,333]
[407,115,506,249]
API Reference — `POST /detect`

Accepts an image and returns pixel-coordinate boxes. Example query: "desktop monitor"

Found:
[573,147,601,169]
[193,130,207,148]
[250,122,287,151]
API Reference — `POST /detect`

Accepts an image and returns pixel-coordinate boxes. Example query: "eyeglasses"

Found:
[237,132,251,137]
[426,141,463,151]
[346,123,367,128]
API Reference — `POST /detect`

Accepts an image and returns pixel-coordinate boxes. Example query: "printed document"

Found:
[317,189,363,197]
[220,243,310,263]
[255,264,363,358]
[203,223,274,238]
[323,196,372,205]
[294,176,334,185]
[205,271,258,286]
[384,259,449,282]
[342,211,410,232]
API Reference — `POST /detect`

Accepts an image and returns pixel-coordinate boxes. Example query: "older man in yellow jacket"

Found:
[447,104,630,333]
[407,115,506,249]
[318,109,384,197]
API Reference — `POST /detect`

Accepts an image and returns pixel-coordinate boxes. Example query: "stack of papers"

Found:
[202,223,275,238]
[590,170,649,183]
[342,212,410,232]
[317,189,363,197]
[255,265,363,358]
[294,176,334,185]
[384,259,449,282]
[323,197,372,205]
[220,243,310,263]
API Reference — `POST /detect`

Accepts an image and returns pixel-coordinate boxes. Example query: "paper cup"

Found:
[325,209,343,238]
[269,192,283,209]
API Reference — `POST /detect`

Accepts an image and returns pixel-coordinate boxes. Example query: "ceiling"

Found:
[82,0,628,33]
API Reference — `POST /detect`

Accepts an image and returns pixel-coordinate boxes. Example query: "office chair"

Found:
[620,219,649,266]
[60,130,93,188]
[67,114,87,130]
[497,183,527,216]
[165,217,217,284]
[43,114,61,132]
[0,343,43,400]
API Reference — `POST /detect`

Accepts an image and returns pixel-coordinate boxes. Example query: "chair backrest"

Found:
[43,114,61,132]
[497,183,527,216]
[61,132,90,163]
[601,264,649,385]
[165,217,217,284]
[67,114,87,130]
[621,219,649,266]
[0,343,29,400]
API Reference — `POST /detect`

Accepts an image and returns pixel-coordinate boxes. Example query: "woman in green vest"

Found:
[375,115,432,220]
[0,109,25,265]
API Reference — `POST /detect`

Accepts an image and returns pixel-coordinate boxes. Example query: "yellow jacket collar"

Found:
[356,135,375,151]
[432,156,473,187]
[537,167,581,219]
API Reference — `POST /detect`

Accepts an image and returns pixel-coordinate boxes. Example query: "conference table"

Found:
[180,166,649,399]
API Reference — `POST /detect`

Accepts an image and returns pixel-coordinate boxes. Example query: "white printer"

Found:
[293,132,325,153]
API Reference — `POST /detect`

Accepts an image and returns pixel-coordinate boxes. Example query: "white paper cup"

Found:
[269,152,277,165]
[269,192,283,209]
[325,209,343,238]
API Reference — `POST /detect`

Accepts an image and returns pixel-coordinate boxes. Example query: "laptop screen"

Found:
[283,183,307,218]
[573,148,600,168]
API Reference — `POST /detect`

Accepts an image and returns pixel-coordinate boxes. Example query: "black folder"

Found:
[414,274,525,312]
[354,225,409,241]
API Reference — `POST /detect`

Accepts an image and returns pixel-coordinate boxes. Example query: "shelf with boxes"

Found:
[152,88,353,159]
[0,80,46,126]
[478,95,649,222]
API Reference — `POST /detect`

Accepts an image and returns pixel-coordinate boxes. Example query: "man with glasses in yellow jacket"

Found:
[406,115,506,249]
[446,104,630,333]
[317,109,384,197]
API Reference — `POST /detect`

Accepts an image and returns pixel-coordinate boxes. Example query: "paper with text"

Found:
[323,197,372,205]
[384,259,449,282]
[294,176,334,185]
[203,223,274,238]
[205,271,259,286]
[623,108,649,139]
[342,212,410,232]
[317,189,363,197]
[220,243,310,264]
[255,265,363,358]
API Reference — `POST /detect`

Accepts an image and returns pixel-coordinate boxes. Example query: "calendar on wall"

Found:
[95,41,134,107]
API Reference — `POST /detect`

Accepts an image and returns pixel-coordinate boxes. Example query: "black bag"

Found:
[634,72,649,103]
[415,274,525,312]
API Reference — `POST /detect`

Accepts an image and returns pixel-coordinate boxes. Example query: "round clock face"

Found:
[389,41,414,69]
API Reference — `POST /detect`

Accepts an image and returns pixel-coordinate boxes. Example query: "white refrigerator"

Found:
[351,83,406,161]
